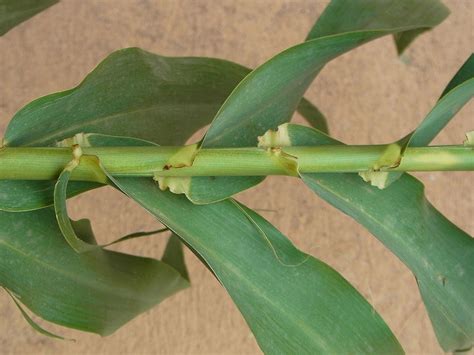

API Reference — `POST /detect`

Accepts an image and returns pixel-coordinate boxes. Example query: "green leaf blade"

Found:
[0,0,58,36]
[83,133,403,353]
[188,0,450,203]
[4,48,251,148]
[306,0,449,54]
[111,177,404,354]
[284,123,474,352]
[0,208,189,336]
[409,54,474,147]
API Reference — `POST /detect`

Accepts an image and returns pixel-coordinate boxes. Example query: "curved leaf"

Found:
[4,288,67,340]
[1,47,325,211]
[187,0,449,204]
[0,0,58,36]
[362,54,474,188]
[114,179,403,354]
[0,208,189,335]
[408,54,473,147]
[81,133,403,354]
[0,48,250,211]
[306,0,449,54]
[281,123,474,352]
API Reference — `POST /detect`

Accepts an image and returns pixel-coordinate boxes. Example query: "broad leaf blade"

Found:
[112,178,403,354]
[4,48,251,147]
[0,0,58,36]
[82,133,402,354]
[0,48,250,211]
[0,208,189,335]
[0,180,102,212]
[1,47,325,211]
[283,123,474,352]
[188,0,450,203]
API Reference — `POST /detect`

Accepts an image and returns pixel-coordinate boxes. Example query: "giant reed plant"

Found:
[0,0,473,353]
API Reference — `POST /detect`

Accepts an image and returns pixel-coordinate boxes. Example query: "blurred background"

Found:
[0,0,472,354]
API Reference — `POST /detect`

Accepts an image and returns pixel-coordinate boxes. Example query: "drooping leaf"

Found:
[4,288,68,340]
[0,0,58,36]
[0,208,189,335]
[279,123,474,352]
[54,163,98,253]
[0,47,325,211]
[114,179,403,354]
[4,48,252,148]
[79,133,403,354]
[0,48,249,211]
[162,233,189,281]
[186,0,450,204]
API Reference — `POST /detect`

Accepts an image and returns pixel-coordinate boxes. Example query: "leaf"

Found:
[53,142,170,251]
[0,0,58,36]
[0,180,102,212]
[162,233,189,281]
[54,161,99,253]
[4,48,252,148]
[102,227,169,247]
[280,123,474,352]
[363,54,474,187]
[4,288,68,340]
[0,47,325,211]
[0,48,249,211]
[0,207,189,335]
[113,179,403,354]
[408,54,474,147]
[81,133,403,354]
[186,0,450,204]
[306,0,449,54]
[296,98,329,133]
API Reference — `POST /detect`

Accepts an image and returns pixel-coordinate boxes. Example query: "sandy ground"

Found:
[0,1,472,354]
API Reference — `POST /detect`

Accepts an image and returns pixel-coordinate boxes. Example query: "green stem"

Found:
[0,145,472,182]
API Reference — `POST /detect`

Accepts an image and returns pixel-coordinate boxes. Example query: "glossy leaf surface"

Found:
[80,133,402,354]
[0,48,323,211]
[113,179,402,354]
[0,208,189,335]
[188,0,449,204]
[0,48,249,211]
[282,123,474,352]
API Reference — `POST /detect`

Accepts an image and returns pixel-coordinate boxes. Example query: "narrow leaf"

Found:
[363,54,474,187]
[408,54,474,147]
[4,288,68,340]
